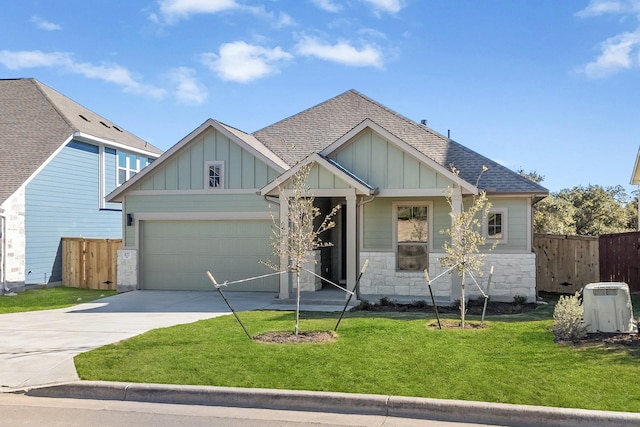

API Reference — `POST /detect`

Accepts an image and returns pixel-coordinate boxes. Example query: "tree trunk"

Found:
[295,272,301,335]
[460,269,466,328]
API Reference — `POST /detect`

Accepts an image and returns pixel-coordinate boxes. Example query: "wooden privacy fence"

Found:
[62,237,122,290]
[600,231,640,293]
[534,234,599,294]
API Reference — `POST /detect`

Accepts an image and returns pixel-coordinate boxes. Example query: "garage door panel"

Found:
[141,220,277,291]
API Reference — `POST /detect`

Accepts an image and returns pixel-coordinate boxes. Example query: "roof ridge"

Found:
[349,89,449,142]
[29,78,75,132]
[253,89,356,135]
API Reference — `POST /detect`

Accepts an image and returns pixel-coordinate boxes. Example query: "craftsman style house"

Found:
[108,90,547,302]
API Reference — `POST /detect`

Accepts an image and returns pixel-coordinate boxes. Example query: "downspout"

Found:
[0,212,7,291]
[354,191,378,298]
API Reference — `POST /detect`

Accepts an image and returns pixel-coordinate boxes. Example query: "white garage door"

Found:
[141,220,278,291]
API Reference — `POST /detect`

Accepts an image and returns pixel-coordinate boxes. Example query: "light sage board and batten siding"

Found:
[482,198,530,251]
[281,163,352,191]
[134,128,281,192]
[362,197,530,253]
[329,129,453,190]
[123,193,271,246]
[362,198,451,251]
[25,140,121,284]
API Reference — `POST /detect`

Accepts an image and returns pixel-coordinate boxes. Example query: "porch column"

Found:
[346,192,357,295]
[279,194,290,299]
[450,187,463,301]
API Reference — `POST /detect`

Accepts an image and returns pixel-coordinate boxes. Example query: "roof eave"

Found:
[73,132,161,157]
[106,119,218,203]
[631,147,640,185]
[259,153,376,197]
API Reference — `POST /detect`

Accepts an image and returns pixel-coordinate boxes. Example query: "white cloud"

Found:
[30,16,61,31]
[155,0,240,23]
[0,50,71,69]
[575,1,640,78]
[200,41,292,83]
[275,12,295,28]
[361,0,405,14]
[295,36,383,68]
[311,0,343,13]
[168,67,208,104]
[0,50,166,99]
[575,0,640,17]
[580,29,640,77]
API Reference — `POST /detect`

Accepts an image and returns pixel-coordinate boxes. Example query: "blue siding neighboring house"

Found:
[0,78,162,290]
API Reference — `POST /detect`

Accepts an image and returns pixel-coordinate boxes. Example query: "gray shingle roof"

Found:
[0,78,162,205]
[253,90,548,195]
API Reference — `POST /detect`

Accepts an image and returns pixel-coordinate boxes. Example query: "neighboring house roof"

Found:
[253,89,548,196]
[0,78,162,205]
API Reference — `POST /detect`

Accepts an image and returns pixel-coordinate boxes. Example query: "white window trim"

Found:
[484,208,508,244]
[205,161,225,190]
[392,201,433,271]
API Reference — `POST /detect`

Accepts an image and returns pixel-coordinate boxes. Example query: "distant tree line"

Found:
[518,169,638,236]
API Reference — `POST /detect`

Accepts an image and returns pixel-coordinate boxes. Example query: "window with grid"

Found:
[117,151,149,186]
[206,161,224,189]
[396,205,429,271]
[485,208,508,243]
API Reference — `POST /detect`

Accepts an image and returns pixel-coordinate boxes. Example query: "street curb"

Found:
[23,381,640,427]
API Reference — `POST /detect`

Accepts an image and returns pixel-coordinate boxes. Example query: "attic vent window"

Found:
[79,114,91,122]
[99,121,111,128]
[112,125,123,132]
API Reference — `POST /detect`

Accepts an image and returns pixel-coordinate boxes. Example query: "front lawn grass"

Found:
[75,301,640,413]
[0,286,115,314]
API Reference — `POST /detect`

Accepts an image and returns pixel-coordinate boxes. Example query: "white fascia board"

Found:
[260,153,375,196]
[320,118,478,195]
[107,119,290,203]
[106,119,217,202]
[631,147,640,185]
[215,122,288,172]
[72,132,160,158]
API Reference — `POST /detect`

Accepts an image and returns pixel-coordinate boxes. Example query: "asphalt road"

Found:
[0,394,501,427]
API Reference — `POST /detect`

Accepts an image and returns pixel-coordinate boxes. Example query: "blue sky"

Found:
[1,0,639,195]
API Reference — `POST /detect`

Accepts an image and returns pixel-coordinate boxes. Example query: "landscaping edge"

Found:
[18,381,640,427]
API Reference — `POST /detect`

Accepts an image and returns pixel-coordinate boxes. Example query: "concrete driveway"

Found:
[0,291,276,390]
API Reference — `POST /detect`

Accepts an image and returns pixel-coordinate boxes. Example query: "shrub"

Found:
[356,300,372,310]
[552,292,587,342]
[513,295,528,305]
[411,300,428,309]
[379,296,393,306]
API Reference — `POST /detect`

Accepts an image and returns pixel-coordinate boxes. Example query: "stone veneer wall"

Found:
[117,249,138,293]
[359,251,536,303]
[1,188,26,291]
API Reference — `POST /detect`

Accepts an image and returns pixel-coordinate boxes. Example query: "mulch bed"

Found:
[427,320,488,329]
[254,331,336,344]
[573,332,640,349]
[351,299,538,316]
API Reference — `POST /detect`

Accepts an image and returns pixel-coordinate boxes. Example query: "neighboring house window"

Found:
[485,208,508,243]
[117,151,149,186]
[394,203,430,271]
[206,161,224,189]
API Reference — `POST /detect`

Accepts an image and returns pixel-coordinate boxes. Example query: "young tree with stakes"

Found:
[266,163,340,335]
[440,166,494,328]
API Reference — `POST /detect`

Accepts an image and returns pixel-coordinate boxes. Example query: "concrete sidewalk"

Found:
[22,381,640,427]
[0,290,285,389]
